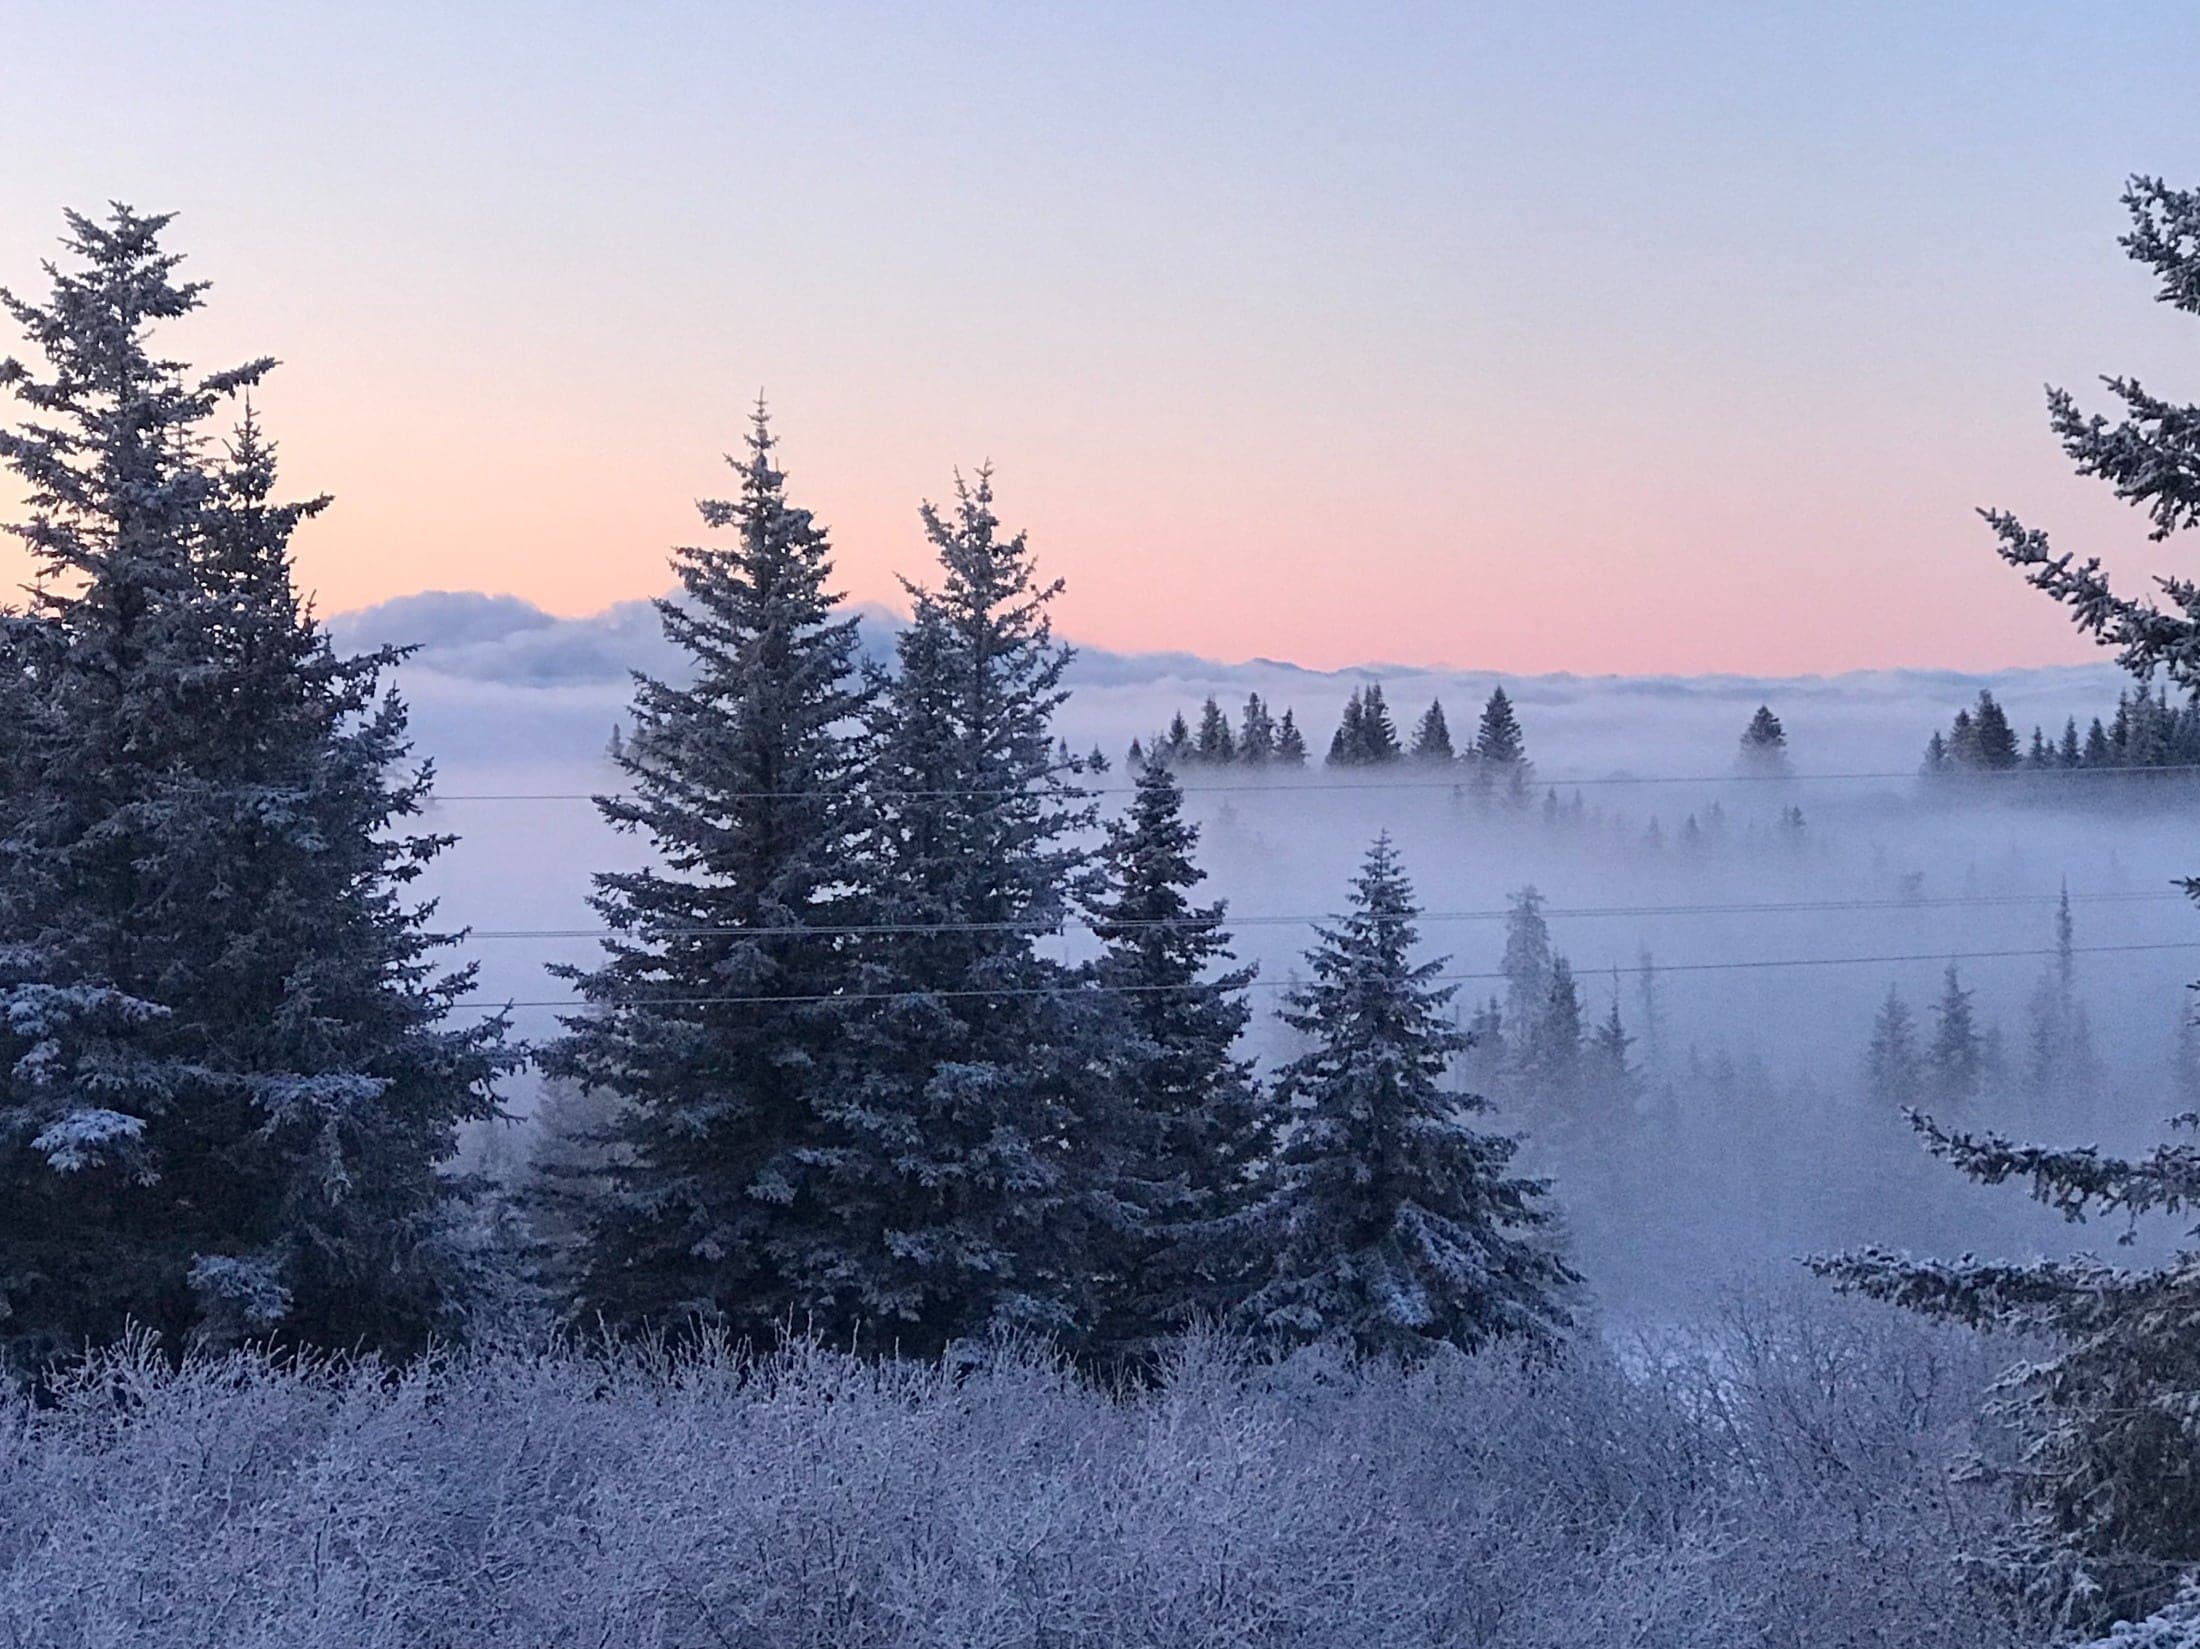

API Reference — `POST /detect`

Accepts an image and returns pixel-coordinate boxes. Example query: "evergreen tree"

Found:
[1273,708,1309,766]
[1162,710,1192,763]
[1358,683,1401,763]
[1972,691,2021,769]
[1500,887,1555,1056]
[2023,886,2099,1116]
[1633,948,1666,1079]
[1409,698,1454,762]
[1925,964,1984,1110]
[1737,705,1791,776]
[1828,179,2200,1632]
[1947,706,1979,769]
[1083,762,1268,1364]
[1193,696,1236,764]
[1863,988,1924,1111]
[1238,836,1574,1362]
[2084,716,2112,766]
[1474,685,1532,801]
[823,467,1094,1357]
[0,207,511,1367]
[1326,688,1365,767]
[541,407,868,1341]
[2060,717,2083,767]
[1521,955,1585,1119]
[1582,988,1638,1126]
[1237,693,1276,766]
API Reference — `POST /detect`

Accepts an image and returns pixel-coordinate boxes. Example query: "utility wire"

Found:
[423,764,2200,804]
[453,937,2200,1013]
[461,888,2192,944]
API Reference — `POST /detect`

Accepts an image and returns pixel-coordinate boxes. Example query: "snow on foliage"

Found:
[0,1295,2040,1649]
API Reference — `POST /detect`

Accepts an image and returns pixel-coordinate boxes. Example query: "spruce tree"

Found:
[1358,683,1401,762]
[1521,955,1585,1117]
[0,207,510,1367]
[1737,705,1791,776]
[1273,708,1309,766]
[1863,987,1924,1111]
[1947,706,1980,769]
[1972,691,2021,769]
[1326,688,1365,766]
[1237,693,1276,766]
[540,407,868,1341]
[1409,698,1454,762]
[1827,178,2200,1633]
[1193,695,1236,763]
[1082,761,1268,1364]
[2084,717,2113,766]
[1582,990,1638,1127]
[2023,887,2099,1117]
[1925,964,1984,1110]
[1239,836,1573,1362]
[1499,886,1555,1056]
[1474,685,1531,801]
[823,467,1094,1357]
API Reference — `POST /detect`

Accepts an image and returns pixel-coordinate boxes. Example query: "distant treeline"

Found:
[1925,683,2200,777]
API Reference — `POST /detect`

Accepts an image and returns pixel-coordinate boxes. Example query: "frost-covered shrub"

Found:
[0,1296,2041,1648]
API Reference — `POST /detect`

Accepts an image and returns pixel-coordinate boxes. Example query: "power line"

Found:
[453,937,2200,1014]
[423,764,2200,804]
[461,888,2191,944]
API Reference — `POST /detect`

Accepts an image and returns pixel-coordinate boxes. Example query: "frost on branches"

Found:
[1824,174,2200,1640]
[540,405,868,1343]
[1239,834,1574,1363]
[0,207,512,1370]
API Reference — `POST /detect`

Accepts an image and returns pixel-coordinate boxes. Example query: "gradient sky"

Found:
[4,2,2200,674]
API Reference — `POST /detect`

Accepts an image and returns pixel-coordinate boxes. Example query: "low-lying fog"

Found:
[347,594,2198,1319]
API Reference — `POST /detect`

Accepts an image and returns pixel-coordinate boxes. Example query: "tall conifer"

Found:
[542,407,868,1340]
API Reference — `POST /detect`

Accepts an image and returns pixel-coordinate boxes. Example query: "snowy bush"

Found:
[0,1294,2044,1648]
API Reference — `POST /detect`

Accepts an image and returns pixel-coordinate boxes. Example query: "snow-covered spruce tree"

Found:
[539,407,867,1341]
[1238,835,1574,1363]
[1409,698,1454,762]
[0,208,511,1368]
[1273,707,1309,766]
[821,467,1096,1358]
[1737,704,1791,777]
[1081,760,1269,1367]
[1824,176,2200,1638]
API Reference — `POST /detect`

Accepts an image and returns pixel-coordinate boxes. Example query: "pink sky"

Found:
[4,4,2196,675]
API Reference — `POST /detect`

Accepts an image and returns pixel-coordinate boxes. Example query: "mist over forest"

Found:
[355,593,2199,1314]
